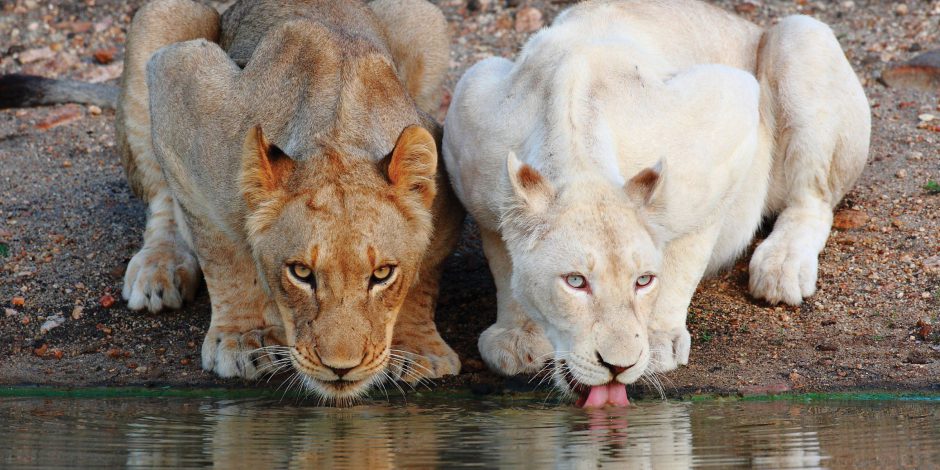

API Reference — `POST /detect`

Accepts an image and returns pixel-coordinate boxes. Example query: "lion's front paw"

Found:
[748,234,819,306]
[201,326,287,379]
[390,328,460,383]
[648,327,691,373]
[122,242,201,312]
[479,320,553,376]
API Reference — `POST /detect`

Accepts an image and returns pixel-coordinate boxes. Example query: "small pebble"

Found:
[894,3,908,15]
[896,169,907,178]
[514,7,543,33]
[88,105,102,116]
[40,314,65,334]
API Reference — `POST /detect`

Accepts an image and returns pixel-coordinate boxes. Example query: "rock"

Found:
[896,168,908,178]
[916,320,932,340]
[55,21,93,33]
[71,306,83,320]
[93,47,117,64]
[11,297,25,307]
[734,2,757,14]
[33,343,48,357]
[905,351,931,364]
[816,343,839,352]
[514,7,543,33]
[894,3,908,15]
[17,46,54,64]
[832,209,869,230]
[78,63,123,83]
[918,113,935,122]
[36,105,82,131]
[88,105,102,116]
[882,50,940,92]
[40,314,65,334]
[94,17,113,33]
[99,294,115,308]
[4,308,17,317]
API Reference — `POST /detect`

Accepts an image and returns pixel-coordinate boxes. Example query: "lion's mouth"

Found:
[318,378,367,391]
[564,370,630,409]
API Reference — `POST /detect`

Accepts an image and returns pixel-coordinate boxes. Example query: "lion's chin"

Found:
[298,373,380,405]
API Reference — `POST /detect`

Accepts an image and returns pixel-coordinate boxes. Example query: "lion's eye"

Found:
[564,274,588,289]
[371,265,395,286]
[635,275,654,289]
[290,264,314,284]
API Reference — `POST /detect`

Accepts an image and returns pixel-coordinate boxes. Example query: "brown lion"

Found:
[115,0,463,402]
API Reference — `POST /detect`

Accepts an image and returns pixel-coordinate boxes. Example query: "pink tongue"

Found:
[581,382,629,408]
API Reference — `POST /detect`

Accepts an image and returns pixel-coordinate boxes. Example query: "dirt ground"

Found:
[0,0,938,399]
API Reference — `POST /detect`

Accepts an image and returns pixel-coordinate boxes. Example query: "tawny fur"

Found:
[443,0,870,393]
[117,0,463,401]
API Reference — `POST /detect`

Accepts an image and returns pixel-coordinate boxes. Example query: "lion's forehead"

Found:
[538,205,661,278]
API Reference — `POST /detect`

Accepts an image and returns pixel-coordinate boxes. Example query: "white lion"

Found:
[442,0,869,407]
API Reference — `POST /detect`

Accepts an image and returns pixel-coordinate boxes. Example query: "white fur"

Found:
[443,0,869,386]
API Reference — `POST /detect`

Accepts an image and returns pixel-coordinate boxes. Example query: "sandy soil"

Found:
[0,0,938,399]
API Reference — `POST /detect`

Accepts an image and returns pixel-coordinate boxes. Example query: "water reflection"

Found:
[1,396,939,468]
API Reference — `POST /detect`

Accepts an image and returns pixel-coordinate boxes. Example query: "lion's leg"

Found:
[477,227,553,376]
[748,16,870,306]
[194,231,286,380]
[390,181,464,382]
[647,225,721,373]
[118,0,220,312]
[368,0,449,115]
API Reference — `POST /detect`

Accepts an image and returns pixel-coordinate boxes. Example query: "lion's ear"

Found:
[240,125,295,209]
[506,151,554,214]
[625,160,665,206]
[387,125,438,209]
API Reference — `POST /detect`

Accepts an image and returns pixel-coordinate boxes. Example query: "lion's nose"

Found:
[597,352,636,376]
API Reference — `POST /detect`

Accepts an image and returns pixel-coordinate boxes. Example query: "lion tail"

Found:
[0,74,118,109]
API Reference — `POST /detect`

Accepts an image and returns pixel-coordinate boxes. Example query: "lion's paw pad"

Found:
[479,322,553,376]
[390,340,460,383]
[122,243,200,312]
[749,235,818,306]
[648,327,691,373]
[201,327,287,379]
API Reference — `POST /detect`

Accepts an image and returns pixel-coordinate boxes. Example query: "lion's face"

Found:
[241,125,437,400]
[501,153,666,397]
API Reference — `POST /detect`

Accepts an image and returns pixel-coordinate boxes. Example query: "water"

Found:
[1,394,939,469]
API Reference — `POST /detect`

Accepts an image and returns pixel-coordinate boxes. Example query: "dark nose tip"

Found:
[328,366,353,378]
[597,352,635,376]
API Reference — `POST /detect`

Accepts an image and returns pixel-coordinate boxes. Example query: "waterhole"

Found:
[1,394,938,468]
